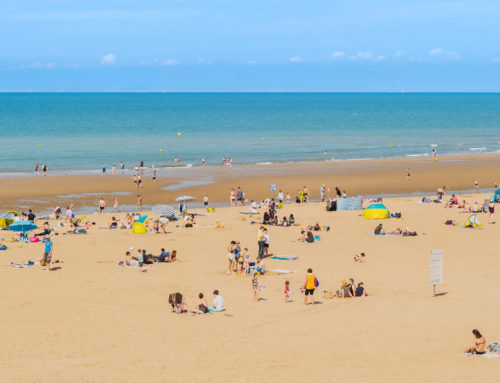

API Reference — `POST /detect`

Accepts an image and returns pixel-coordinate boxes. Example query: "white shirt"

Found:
[277,192,284,201]
[213,295,224,310]
[264,233,270,245]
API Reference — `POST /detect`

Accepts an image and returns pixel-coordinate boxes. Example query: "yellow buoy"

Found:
[388,143,392,147]
[160,149,163,152]
[324,151,328,155]
[331,157,335,160]
[435,157,439,161]
[261,137,264,141]
[177,132,182,136]
[38,144,42,147]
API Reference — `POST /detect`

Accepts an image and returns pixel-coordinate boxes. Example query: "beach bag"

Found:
[489,342,500,352]
[314,277,319,287]
[30,236,39,243]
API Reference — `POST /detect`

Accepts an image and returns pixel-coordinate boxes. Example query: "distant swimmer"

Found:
[120,161,125,174]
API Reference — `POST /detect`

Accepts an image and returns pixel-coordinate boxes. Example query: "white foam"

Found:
[256,162,273,165]
[469,147,486,151]
[406,153,429,157]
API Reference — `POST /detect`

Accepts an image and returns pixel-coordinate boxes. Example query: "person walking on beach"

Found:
[120,161,125,174]
[222,157,226,166]
[263,228,270,257]
[137,174,143,188]
[320,184,326,202]
[35,162,39,175]
[474,180,479,192]
[432,148,436,159]
[137,194,143,212]
[230,188,236,207]
[406,168,411,181]
[113,198,119,213]
[41,235,53,271]
[252,273,259,301]
[102,164,106,175]
[277,190,284,204]
[237,186,245,206]
[99,198,106,214]
[303,268,317,305]
[201,157,206,166]
[42,163,47,176]
[152,169,157,183]
[488,200,495,224]
[112,165,116,175]
[257,226,265,258]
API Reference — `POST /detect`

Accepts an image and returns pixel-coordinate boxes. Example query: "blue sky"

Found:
[1,0,500,91]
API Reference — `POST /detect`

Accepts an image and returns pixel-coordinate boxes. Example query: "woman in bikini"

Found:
[464,329,486,355]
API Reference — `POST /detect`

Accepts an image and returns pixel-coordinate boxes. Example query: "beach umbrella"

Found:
[152,204,175,217]
[9,221,38,234]
[175,195,195,202]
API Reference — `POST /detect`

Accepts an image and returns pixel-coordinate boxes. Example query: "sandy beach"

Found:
[1,153,500,213]
[1,189,499,382]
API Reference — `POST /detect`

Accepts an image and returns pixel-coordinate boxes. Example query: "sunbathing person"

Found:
[289,214,296,225]
[311,222,322,231]
[298,229,307,242]
[389,228,403,235]
[464,329,486,355]
[354,252,366,262]
[125,251,140,267]
[445,194,459,208]
[191,293,209,314]
[471,201,481,213]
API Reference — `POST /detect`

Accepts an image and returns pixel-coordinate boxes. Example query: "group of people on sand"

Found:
[124,248,177,267]
[226,239,266,276]
[170,290,224,314]
[374,223,417,236]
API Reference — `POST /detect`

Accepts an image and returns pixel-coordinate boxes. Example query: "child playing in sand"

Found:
[284,280,290,302]
[252,273,259,301]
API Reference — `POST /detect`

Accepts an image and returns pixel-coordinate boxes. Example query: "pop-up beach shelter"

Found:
[0,210,20,229]
[337,196,363,211]
[363,203,389,219]
[132,215,148,234]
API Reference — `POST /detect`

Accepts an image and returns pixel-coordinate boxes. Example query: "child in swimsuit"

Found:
[284,280,290,302]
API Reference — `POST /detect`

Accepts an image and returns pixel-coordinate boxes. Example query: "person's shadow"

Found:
[49,267,62,271]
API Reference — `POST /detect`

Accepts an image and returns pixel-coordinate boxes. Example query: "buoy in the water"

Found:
[388,143,392,147]
[160,149,163,152]
[435,157,439,161]
[38,144,42,147]
[261,137,264,141]
[177,132,182,136]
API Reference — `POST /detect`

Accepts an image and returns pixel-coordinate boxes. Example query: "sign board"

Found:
[429,249,443,285]
[270,184,277,191]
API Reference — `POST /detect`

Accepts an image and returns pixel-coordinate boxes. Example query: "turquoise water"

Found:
[1,93,499,173]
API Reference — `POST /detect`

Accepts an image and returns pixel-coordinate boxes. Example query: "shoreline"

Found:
[1,152,499,178]
[1,153,499,214]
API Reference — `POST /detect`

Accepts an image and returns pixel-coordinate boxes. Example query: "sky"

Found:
[1,0,500,91]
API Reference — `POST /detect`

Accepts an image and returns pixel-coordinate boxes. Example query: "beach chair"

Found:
[482,199,490,212]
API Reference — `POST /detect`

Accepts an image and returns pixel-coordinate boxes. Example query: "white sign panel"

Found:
[429,249,443,285]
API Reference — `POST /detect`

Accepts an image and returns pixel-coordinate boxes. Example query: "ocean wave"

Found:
[468,147,486,151]
[256,162,273,165]
[406,153,429,157]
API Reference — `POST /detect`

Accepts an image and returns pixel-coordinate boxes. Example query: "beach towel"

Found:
[268,269,296,274]
[373,233,399,237]
[489,343,500,352]
[208,307,225,312]
[117,261,149,271]
[0,246,7,250]
[462,353,500,359]
[5,260,38,268]
[271,255,300,261]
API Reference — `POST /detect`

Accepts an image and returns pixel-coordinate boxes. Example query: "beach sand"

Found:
[1,191,498,382]
[1,153,500,213]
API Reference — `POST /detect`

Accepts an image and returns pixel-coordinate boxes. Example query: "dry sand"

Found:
[1,191,499,382]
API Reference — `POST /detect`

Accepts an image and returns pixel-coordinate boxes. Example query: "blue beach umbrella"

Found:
[9,221,38,234]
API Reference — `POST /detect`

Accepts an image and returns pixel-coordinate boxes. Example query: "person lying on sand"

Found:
[35,221,51,237]
[191,293,209,314]
[354,252,366,262]
[464,329,486,355]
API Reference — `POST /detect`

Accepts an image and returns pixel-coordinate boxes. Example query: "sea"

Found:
[1,92,499,175]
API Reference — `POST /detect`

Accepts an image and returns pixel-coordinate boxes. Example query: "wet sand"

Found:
[1,153,499,213]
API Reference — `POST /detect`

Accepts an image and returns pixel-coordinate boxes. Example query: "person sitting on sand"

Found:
[35,221,51,237]
[374,223,386,235]
[125,251,139,267]
[355,282,368,297]
[298,229,310,242]
[354,252,366,262]
[256,256,266,274]
[470,201,481,213]
[191,293,209,314]
[209,290,224,312]
[109,216,118,229]
[184,214,196,228]
[289,214,295,225]
[445,194,459,208]
[339,280,353,298]
[282,216,289,227]
[464,329,486,355]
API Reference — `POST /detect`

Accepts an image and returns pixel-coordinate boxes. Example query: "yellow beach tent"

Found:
[363,203,389,219]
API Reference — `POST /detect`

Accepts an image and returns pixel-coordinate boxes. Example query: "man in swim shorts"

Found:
[41,235,53,271]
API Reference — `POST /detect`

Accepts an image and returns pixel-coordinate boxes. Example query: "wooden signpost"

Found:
[429,249,443,296]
